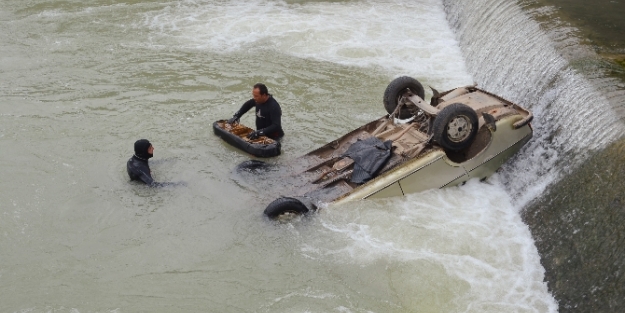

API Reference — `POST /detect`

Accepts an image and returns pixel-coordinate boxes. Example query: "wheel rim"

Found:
[446,115,473,142]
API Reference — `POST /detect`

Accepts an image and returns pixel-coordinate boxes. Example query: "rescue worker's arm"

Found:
[229,99,255,123]
[135,167,155,186]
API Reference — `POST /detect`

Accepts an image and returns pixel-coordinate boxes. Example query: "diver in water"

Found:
[127,139,177,187]
[227,83,284,140]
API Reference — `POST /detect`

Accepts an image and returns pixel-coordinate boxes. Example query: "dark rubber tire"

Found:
[383,76,425,119]
[264,197,309,219]
[431,103,479,151]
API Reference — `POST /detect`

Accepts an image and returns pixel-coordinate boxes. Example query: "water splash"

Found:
[304,179,557,312]
[443,0,625,207]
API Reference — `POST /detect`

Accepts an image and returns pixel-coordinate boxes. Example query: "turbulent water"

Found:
[5,0,624,312]
[443,1,625,311]
[443,0,625,207]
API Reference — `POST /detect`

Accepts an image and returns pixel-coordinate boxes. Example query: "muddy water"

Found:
[529,0,625,54]
[521,0,625,80]
[0,0,557,312]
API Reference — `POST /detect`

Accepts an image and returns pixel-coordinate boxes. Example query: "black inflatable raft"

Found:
[212,120,281,158]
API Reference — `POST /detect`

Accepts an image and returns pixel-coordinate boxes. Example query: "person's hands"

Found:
[246,130,264,140]
[227,116,239,124]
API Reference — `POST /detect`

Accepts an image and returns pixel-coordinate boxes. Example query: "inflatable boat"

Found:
[213,120,281,158]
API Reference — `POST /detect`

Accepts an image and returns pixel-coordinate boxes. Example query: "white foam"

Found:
[306,179,557,312]
[140,0,473,88]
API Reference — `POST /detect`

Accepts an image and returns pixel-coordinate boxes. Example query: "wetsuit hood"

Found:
[134,139,153,160]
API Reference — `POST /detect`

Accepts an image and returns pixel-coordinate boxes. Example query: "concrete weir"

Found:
[443,0,625,311]
[523,138,625,312]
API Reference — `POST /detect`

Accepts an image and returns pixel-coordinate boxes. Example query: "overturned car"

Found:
[248,76,533,219]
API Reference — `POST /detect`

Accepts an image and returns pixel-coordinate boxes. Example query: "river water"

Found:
[3,0,623,312]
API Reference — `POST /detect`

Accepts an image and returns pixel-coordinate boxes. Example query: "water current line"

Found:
[443,0,625,207]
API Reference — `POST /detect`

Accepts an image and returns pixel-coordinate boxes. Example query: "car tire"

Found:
[431,103,479,151]
[264,197,310,219]
[383,76,425,119]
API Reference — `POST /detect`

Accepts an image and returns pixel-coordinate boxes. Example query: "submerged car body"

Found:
[258,76,533,218]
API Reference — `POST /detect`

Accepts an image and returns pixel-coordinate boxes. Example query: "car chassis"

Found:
[252,76,533,219]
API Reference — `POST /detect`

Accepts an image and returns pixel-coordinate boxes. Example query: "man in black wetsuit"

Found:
[127,139,171,187]
[227,83,284,140]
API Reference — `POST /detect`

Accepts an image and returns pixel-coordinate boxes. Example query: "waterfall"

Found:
[443,0,625,207]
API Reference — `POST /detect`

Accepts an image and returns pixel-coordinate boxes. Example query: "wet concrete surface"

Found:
[523,137,625,312]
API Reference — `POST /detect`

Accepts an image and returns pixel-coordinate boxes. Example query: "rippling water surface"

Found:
[0,1,557,312]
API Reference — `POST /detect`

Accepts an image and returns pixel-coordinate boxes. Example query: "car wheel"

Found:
[264,197,310,219]
[383,76,425,119]
[432,103,479,151]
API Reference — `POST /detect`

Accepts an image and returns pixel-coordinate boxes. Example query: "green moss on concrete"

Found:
[523,138,625,312]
